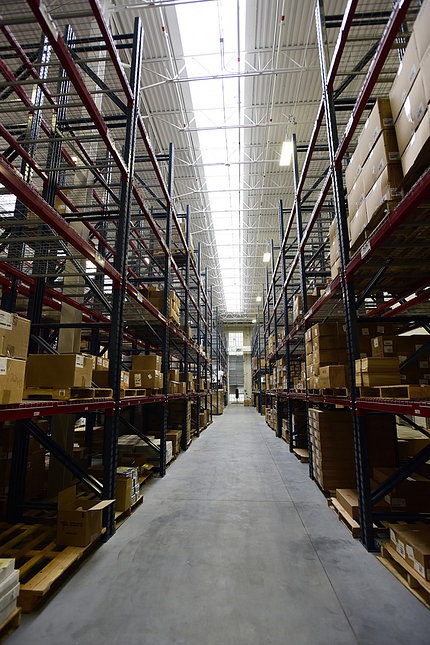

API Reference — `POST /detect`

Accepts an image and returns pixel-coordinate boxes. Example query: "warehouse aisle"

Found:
[10,406,430,645]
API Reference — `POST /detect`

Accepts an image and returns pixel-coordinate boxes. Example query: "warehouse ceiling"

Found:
[0,0,420,324]
[107,0,419,323]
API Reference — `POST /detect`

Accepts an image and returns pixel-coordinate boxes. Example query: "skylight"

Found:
[175,0,245,313]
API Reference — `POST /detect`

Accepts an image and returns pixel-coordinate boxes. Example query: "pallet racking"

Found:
[253,0,430,551]
[0,0,227,540]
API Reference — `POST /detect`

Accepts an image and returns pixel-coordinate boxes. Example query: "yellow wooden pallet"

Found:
[23,387,112,401]
[378,543,430,609]
[0,607,21,643]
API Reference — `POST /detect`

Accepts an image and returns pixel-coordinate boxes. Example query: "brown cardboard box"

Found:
[362,129,400,196]
[389,31,420,121]
[345,146,363,195]
[0,311,30,360]
[329,218,338,266]
[93,355,109,371]
[394,70,427,155]
[348,201,367,248]
[336,488,389,521]
[374,468,430,512]
[132,354,161,371]
[56,485,114,547]
[318,365,348,389]
[360,357,400,373]
[311,322,343,339]
[0,358,26,404]
[93,369,129,389]
[292,293,318,323]
[359,98,394,160]
[401,107,430,176]
[26,354,93,388]
[390,523,430,581]
[130,370,163,389]
[365,163,403,222]
[413,0,430,60]
[347,174,365,217]
[168,369,180,381]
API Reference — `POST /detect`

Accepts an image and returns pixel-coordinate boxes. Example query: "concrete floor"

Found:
[10,405,430,645]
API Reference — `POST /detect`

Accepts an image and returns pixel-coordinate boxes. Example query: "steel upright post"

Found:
[279,200,294,451]
[181,205,191,451]
[160,141,175,476]
[315,0,373,549]
[103,17,144,538]
[196,242,202,436]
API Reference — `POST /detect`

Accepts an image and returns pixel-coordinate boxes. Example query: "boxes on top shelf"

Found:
[132,354,161,372]
[25,354,93,389]
[0,310,30,360]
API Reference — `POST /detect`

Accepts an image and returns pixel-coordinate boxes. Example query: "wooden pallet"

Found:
[328,498,361,538]
[350,201,391,257]
[0,608,21,643]
[23,387,113,401]
[122,389,147,397]
[293,448,309,463]
[0,522,100,613]
[317,388,349,397]
[378,543,430,609]
[376,384,430,400]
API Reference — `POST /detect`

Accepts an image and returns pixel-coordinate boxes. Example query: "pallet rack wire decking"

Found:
[0,0,226,539]
[254,0,430,551]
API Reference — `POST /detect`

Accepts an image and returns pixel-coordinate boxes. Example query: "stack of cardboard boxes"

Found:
[345,97,403,253]
[305,322,348,390]
[0,310,30,404]
[293,292,319,325]
[309,408,356,491]
[390,0,430,179]
[388,524,430,584]
[147,287,180,325]
[129,354,163,391]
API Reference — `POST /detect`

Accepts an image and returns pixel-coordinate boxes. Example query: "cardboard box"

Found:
[374,468,430,512]
[0,358,26,404]
[359,97,394,160]
[394,70,427,155]
[93,355,109,371]
[168,369,180,381]
[329,218,338,266]
[336,488,389,521]
[56,485,114,547]
[0,311,30,360]
[389,31,420,121]
[362,128,400,196]
[132,354,161,371]
[116,466,140,511]
[93,369,129,389]
[318,365,348,389]
[130,369,163,389]
[345,146,362,195]
[25,354,93,388]
[348,201,367,248]
[365,163,403,222]
[401,107,430,177]
[347,174,365,217]
[390,523,430,581]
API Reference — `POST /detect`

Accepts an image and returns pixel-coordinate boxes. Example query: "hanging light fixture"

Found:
[263,252,271,263]
[279,139,293,166]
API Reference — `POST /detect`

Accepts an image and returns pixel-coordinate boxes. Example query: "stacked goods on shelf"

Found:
[329,218,340,279]
[290,360,302,390]
[180,372,195,392]
[305,323,348,390]
[293,361,306,391]
[308,408,356,491]
[167,399,190,431]
[147,287,180,324]
[390,0,430,180]
[355,357,400,387]
[130,354,163,391]
[56,485,114,547]
[371,334,430,385]
[92,365,129,391]
[0,310,30,404]
[281,419,289,442]
[267,333,276,356]
[292,293,319,325]
[116,467,140,512]
[252,356,258,371]
[388,523,430,582]
[0,424,47,520]
[345,97,403,253]
[0,559,20,626]
[25,354,93,390]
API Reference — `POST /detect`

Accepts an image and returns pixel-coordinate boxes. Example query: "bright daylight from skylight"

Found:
[176,0,245,313]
